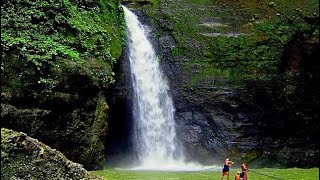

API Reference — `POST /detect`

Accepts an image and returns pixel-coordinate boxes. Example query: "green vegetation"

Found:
[146,0,319,86]
[91,168,319,180]
[1,0,126,90]
[1,0,126,170]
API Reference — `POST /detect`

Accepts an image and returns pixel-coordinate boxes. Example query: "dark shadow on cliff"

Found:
[105,45,136,167]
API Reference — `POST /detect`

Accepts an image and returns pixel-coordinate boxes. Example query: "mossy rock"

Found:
[1,54,111,170]
[1,128,104,180]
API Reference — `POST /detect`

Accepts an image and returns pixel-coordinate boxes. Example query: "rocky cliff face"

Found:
[117,0,319,167]
[1,128,103,179]
[1,0,125,170]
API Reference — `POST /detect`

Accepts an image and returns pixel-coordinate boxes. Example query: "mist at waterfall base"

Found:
[115,6,219,172]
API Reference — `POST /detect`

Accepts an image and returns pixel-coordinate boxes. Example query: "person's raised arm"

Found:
[227,160,234,166]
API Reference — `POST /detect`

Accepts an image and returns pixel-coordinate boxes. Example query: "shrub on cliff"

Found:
[1,0,125,91]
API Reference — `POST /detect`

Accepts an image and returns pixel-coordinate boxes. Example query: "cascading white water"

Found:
[123,6,183,169]
[122,6,218,171]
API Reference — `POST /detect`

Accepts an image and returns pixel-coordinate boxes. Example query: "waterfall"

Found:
[122,6,184,170]
[122,6,217,171]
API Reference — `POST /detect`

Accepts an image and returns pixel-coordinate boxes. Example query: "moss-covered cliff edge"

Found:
[1,0,125,170]
[121,0,319,167]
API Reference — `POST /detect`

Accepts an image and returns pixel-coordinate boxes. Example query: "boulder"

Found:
[1,128,103,180]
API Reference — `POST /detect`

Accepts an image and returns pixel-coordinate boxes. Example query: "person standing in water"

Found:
[221,158,234,180]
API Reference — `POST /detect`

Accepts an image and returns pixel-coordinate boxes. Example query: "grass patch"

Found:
[91,168,319,180]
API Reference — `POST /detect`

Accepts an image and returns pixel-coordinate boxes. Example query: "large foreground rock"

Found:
[1,128,103,180]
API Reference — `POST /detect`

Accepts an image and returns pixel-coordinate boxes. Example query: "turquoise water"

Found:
[91,168,319,180]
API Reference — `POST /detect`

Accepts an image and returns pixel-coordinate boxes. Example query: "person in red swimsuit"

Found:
[240,162,248,180]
